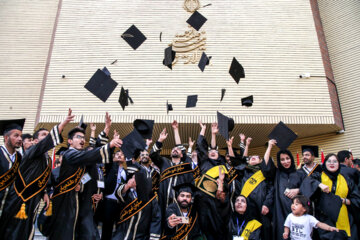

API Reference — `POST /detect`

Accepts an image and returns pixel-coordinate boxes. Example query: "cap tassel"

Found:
[15,203,28,220]
[45,201,52,216]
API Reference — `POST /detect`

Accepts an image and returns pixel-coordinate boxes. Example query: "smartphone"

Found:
[284,188,290,195]
[179,216,189,224]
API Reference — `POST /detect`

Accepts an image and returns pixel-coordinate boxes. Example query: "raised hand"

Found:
[146,139,153,147]
[90,123,96,131]
[59,108,75,133]
[188,137,195,148]
[199,121,206,131]
[110,130,122,148]
[239,133,246,142]
[268,139,277,147]
[226,136,234,147]
[104,112,111,136]
[171,120,179,130]
[211,123,219,134]
[158,128,168,142]
[246,137,252,146]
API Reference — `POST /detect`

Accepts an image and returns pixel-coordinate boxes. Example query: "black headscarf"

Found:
[276,149,296,174]
[322,153,341,181]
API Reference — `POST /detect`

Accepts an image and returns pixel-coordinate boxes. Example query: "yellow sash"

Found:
[241,219,262,240]
[206,165,228,178]
[240,170,266,198]
[321,172,351,237]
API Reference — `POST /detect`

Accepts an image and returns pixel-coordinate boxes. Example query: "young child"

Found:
[283,195,338,240]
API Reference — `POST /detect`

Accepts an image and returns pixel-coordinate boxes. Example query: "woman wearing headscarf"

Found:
[300,153,360,240]
[263,139,304,240]
[227,195,262,240]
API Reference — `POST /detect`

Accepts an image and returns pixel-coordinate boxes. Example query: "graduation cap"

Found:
[119,87,134,110]
[198,52,211,72]
[55,146,68,156]
[133,119,154,139]
[301,145,319,158]
[163,46,176,70]
[229,57,245,84]
[166,101,173,114]
[0,119,25,136]
[186,95,198,108]
[173,182,198,197]
[102,67,111,77]
[84,69,118,102]
[121,25,147,50]
[220,89,226,102]
[268,121,297,150]
[121,129,147,159]
[78,115,87,131]
[318,193,342,223]
[186,11,207,31]
[217,111,234,140]
[241,95,253,107]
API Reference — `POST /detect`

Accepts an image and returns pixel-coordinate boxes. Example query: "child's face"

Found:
[291,199,306,216]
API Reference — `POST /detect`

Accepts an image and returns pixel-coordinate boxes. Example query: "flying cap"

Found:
[163,46,176,70]
[84,69,118,102]
[78,115,87,131]
[229,57,245,84]
[186,11,207,31]
[119,86,134,111]
[122,25,147,50]
[0,119,25,136]
[268,121,297,150]
[217,111,234,140]
[198,52,210,72]
[220,89,226,102]
[166,101,173,114]
[133,119,154,139]
[121,129,146,159]
[241,95,253,107]
[186,95,198,108]
[301,145,319,158]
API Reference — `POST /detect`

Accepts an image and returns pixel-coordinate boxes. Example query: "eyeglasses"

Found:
[74,135,85,140]
[326,160,339,164]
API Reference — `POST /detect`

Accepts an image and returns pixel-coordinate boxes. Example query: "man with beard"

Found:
[150,124,195,229]
[163,183,203,240]
[195,122,231,240]
[298,146,322,179]
[48,124,123,240]
[0,110,73,240]
[0,120,24,212]
[338,150,360,187]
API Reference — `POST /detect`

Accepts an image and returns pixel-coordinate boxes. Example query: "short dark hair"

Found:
[293,195,311,214]
[337,150,351,163]
[67,127,86,140]
[353,159,360,167]
[33,128,48,140]
[21,133,32,141]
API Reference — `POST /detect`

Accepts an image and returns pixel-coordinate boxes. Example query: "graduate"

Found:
[300,153,360,239]
[227,195,262,240]
[48,124,122,240]
[163,183,203,240]
[0,110,73,239]
[298,146,322,179]
[0,119,24,212]
[263,139,304,240]
[113,168,161,240]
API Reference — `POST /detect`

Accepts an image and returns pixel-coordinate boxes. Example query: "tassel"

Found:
[15,203,28,219]
[45,201,52,216]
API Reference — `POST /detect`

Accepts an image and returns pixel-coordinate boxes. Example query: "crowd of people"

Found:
[0,109,359,240]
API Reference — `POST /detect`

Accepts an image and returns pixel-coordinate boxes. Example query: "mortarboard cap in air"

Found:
[186,95,198,108]
[217,111,234,140]
[220,89,226,102]
[186,11,207,31]
[241,95,253,107]
[84,69,118,102]
[78,115,87,131]
[56,146,68,156]
[166,101,173,114]
[198,52,210,72]
[102,67,111,77]
[229,57,245,84]
[301,145,319,158]
[133,119,154,139]
[163,46,176,70]
[122,25,147,50]
[268,121,297,150]
[119,86,134,110]
[0,119,25,136]
[121,129,147,159]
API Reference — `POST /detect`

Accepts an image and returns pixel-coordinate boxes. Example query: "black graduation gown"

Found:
[0,125,62,240]
[164,202,202,240]
[113,184,162,240]
[300,172,360,240]
[227,214,261,240]
[297,163,323,181]
[0,147,22,211]
[150,142,194,226]
[262,159,303,240]
[48,143,113,240]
